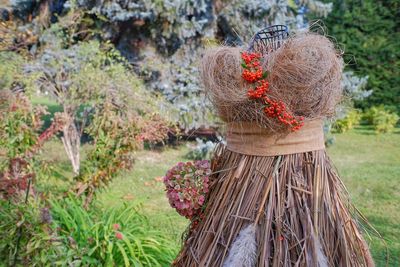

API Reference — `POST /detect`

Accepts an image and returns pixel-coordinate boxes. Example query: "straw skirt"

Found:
[172,144,374,267]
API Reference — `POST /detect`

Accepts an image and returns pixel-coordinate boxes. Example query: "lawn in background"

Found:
[328,126,400,266]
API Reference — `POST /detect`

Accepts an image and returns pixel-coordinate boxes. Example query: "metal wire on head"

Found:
[248,25,289,54]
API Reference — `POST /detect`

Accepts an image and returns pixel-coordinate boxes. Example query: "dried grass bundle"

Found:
[173,145,374,266]
[201,32,343,132]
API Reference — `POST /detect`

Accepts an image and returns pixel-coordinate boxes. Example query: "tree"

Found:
[25,23,167,175]
[319,0,400,113]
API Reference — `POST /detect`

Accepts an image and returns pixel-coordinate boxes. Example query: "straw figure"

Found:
[172,26,374,267]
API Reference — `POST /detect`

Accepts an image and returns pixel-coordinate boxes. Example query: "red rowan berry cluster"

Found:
[241,52,304,131]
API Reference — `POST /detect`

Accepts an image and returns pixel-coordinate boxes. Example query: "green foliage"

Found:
[49,196,176,266]
[0,52,26,90]
[0,195,176,266]
[0,92,44,161]
[78,102,142,192]
[333,109,362,133]
[0,92,42,199]
[320,0,400,113]
[364,106,399,134]
[0,197,59,266]
[0,90,65,199]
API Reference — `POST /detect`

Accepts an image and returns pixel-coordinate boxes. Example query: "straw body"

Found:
[172,145,374,267]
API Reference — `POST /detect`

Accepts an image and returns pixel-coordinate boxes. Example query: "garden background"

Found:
[0,0,399,266]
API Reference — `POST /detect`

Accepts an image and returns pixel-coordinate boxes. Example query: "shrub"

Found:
[0,91,64,200]
[76,102,142,196]
[0,197,60,266]
[333,109,362,133]
[364,106,399,133]
[76,102,168,206]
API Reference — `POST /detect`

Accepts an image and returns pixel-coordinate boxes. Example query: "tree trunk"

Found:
[61,114,81,175]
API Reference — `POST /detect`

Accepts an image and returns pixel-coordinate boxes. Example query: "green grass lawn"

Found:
[38,126,400,266]
[328,126,400,266]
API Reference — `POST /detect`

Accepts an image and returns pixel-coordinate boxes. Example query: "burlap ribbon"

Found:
[226,120,325,156]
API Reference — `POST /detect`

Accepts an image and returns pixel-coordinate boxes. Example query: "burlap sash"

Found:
[226,120,325,156]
